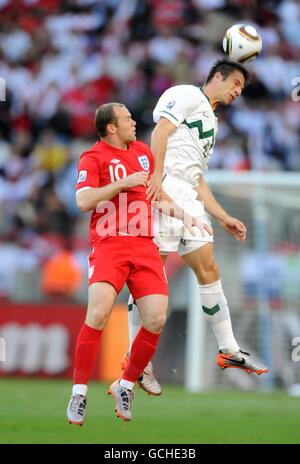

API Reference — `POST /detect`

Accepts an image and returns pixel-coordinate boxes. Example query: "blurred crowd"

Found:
[0,0,300,300]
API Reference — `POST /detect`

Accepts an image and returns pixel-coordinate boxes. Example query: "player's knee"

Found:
[147,312,167,333]
[196,260,219,282]
[206,260,219,274]
[86,304,110,330]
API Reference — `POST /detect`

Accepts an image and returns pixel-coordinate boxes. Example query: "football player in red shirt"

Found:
[67,102,210,424]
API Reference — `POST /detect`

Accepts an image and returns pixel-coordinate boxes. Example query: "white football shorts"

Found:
[153,175,214,256]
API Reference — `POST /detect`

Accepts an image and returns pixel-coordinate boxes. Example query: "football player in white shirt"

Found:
[123,60,269,395]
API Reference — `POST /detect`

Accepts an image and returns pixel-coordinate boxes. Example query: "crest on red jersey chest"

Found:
[138,155,150,171]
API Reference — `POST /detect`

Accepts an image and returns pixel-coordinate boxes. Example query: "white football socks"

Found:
[72,384,88,396]
[198,279,240,353]
[119,379,134,391]
[127,294,141,350]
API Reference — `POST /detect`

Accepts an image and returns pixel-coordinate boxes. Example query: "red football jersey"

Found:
[76,140,155,248]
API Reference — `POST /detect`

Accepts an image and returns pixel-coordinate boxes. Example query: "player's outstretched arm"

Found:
[146,118,177,201]
[76,172,148,212]
[196,175,247,241]
[153,190,213,237]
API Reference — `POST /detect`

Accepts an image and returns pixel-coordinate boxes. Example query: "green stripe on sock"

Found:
[202,304,221,316]
[128,304,133,312]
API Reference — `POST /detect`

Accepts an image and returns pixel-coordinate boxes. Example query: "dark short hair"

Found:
[205,59,249,86]
[94,103,125,137]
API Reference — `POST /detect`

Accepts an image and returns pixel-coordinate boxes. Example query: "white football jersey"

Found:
[153,85,218,187]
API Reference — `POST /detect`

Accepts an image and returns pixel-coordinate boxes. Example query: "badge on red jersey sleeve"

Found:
[76,154,100,193]
[77,170,87,183]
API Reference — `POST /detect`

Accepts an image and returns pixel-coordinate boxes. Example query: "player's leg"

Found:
[124,241,168,386]
[181,242,268,375]
[182,242,240,352]
[67,282,117,425]
[124,295,165,396]
[124,252,168,395]
[124,304,163,395]
[125,199,181,349]
[127,294,141,351]
[110,239,168,419]
[123,293,168,376]
[127,253,168,349]
[109,293,168,420]
[68,237,133,424]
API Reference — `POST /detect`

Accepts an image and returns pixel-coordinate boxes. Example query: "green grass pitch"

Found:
[1,378,300,444]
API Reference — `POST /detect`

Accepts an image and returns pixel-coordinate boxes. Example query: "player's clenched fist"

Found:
[122,171,149,188]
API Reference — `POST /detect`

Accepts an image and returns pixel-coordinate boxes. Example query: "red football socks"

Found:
[73,323,102,385]
[122,326,161,382]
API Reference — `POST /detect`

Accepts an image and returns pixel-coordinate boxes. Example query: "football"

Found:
[222,23,262,63]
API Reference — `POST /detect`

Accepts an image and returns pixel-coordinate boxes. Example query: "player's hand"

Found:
[184,215,213,237]
[146,171,163,201]
[219,216,247,241]
[122,172,149,188]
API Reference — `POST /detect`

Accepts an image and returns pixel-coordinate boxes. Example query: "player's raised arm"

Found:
[146,117,176,201]
[76,172,148,213]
